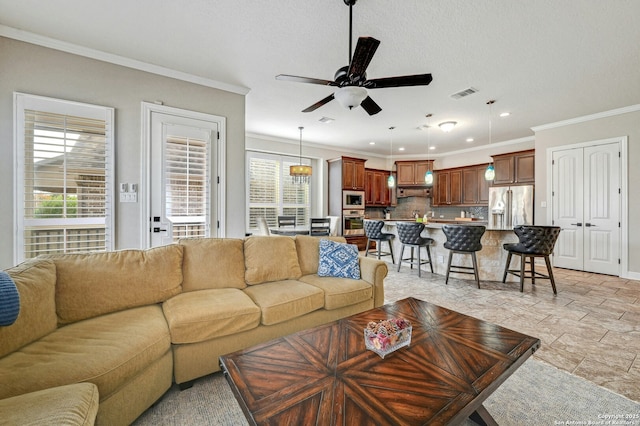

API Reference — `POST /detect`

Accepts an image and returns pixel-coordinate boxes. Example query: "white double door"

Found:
[552,141,620,275]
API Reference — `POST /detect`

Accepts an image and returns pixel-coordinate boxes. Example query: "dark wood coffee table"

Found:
[220,297,540,425]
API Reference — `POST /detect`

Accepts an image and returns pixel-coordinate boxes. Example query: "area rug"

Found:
[134,359,639,425]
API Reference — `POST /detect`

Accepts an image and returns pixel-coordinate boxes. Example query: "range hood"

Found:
[397,187,431,198]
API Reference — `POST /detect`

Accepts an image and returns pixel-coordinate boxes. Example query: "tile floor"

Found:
[379,258,640,402]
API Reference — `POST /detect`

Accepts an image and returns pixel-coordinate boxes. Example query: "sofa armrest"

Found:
[358,256,388,307]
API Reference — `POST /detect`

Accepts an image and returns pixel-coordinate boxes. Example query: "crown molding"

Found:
[531,104,640,132]
[0,24,250,96]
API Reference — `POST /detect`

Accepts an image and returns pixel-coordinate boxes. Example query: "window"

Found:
[14,93,114,262]
[247,151,311,231]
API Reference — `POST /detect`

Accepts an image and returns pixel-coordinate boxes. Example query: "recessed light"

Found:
[429,146,436,150]
[499,112,510,117]
[466,138,474,142]
[398,147,405,151]
[369,141,375,145]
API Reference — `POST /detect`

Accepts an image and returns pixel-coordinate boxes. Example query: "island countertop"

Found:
[377,221,519,281]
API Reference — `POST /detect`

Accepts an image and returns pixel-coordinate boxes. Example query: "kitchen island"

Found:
[380,220,520,282]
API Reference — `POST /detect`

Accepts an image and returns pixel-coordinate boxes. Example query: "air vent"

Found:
[318,116,335,123]
[450,87,478,99]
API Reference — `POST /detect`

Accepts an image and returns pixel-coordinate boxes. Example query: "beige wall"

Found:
[0,37,246,269]
[534,108,640,277]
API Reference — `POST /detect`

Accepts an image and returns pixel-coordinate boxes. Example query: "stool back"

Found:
[443,225,485,252]
[364,220,385,239]
[512,226,561,255]
[396,222,426,244]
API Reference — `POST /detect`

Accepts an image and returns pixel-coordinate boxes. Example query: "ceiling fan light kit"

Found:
[439,121,457,132]
[334,86,368,110]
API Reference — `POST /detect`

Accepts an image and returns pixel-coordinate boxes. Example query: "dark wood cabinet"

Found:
[365,168,392,206]
[461,165,491,205]
[491,150,535,185]
[477,166,490,203]
[433,169,462,206]
[395,160,433,186]
[342,157,366,190]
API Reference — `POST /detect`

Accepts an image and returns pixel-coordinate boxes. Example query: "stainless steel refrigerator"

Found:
[488,185,534,229]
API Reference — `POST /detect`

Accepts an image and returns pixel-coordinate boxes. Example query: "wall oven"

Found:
[342,210,365,235]
[343,190,365,209]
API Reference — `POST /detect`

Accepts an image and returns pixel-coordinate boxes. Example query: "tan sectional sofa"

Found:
[0,235,387,425]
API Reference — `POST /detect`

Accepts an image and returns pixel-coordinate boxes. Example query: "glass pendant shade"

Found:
[387,174,395,188]
[424,170,434,185]
[485,163,495,181]
[334,86,368,110]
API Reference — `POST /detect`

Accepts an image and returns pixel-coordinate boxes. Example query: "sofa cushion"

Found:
[163,289,261,344]
[0,305,170,402]
[244,236,302,285]
[318,239,361,279]
[0,383,99,426]
[243,280,324,325]
[0,259,57,358]
[295,235,347,275]
[298,274,373,310]
[44,245,184,325]
[179,238,246,291]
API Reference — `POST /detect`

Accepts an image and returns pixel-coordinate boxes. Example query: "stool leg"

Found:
[376,239,382,260]
[544,255,558,295]
[426,245,434,273]
[519,253,526,292]
[417,246,422,278]
[530,256,536,286]
[388,240,395,264]
[471,252,480,289]
[365,238,371,257]
[502,252,512,283]
[397,245,405,272]
[410,247,415,270]
[445,251,453,284]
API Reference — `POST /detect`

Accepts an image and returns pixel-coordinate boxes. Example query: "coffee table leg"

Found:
[469,404,498,426]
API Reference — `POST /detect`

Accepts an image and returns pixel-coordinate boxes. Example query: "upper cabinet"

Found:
[365,168,392,206]
[434,165,489,206]
[341,157,366,190]
[491,150,535,185]
[433,168,462,206]
[395,160,434,186]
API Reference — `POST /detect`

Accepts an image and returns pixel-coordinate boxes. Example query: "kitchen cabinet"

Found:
[477,165,490,203]
[433,168,462,206]
[395,160,434,186]
[461,165,491,205]
[341,157,366,190]
[491,150,535,185]
[365,168,392,206]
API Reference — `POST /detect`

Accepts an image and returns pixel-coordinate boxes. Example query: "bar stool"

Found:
[442,225,486,289]
[396,222,434,277]
[364,220,395,263]
[502,225,561,294]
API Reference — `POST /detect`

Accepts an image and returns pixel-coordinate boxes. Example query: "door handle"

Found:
[585,223,596,227]
[570,222,582,227]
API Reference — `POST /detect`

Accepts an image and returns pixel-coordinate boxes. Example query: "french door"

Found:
[142,103,224,248]
[552,141,620,275]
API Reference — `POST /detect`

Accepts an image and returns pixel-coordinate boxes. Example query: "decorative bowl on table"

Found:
[364,318,412,358]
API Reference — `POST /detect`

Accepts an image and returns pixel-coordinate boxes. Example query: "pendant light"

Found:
[290,126,312,184]
[424,114,434,185]
[387,126,395,188]
[484,100,496,181]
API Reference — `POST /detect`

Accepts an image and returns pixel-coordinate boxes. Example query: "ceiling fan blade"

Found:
[347,37,380,82]
[276,74,337,86]
[366,73,433,88]
[302,93,335,113]
[360,96,382,116]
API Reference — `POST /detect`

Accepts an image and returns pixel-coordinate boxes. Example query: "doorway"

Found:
[551,139,623,275]
[141,103,226,248]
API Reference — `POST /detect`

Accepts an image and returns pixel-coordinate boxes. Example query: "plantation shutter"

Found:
[15,94,114,262]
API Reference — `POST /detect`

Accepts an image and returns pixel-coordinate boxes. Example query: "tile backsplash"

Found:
[365,196,487,220]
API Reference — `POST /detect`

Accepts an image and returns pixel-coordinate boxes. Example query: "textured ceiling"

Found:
[1,0,639,156]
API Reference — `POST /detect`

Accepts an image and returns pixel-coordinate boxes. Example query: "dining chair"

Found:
[502,225,561,294]
[277,215,296,228]
[442,225,486,289]
[327,216,339,236]
[309,218,331,236]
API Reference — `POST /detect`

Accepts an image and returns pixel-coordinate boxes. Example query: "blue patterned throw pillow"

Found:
[318,239,360,280]
[0,271,20,326]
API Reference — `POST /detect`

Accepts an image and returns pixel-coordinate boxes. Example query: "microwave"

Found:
[343,190,365,209]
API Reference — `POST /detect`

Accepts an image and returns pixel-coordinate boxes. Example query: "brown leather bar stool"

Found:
[502,225,561,294]
[396,222,433,277]
[442,225,486,289]
[364,220,395,263]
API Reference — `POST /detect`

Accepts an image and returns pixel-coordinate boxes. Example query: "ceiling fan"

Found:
[276,0,433,116]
